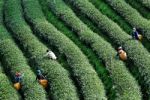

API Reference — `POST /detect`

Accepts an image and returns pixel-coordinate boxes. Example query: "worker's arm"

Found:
[18,75,23,83]
[135,31,139,36]
[132,32,135,39]
[20,74,24,80]
[41,74,46,79]
[43,52,48,57]
[14,76,17,82]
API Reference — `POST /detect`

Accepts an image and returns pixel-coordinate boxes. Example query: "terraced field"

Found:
[0,0,150,100]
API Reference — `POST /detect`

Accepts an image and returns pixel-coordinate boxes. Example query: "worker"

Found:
[44,49,57,60]
[36,69,48,88]
[116,46,127,61]
[132,27,143,41]
[14,72,23,90]
[36,69,45,80]
[14,72,22,83]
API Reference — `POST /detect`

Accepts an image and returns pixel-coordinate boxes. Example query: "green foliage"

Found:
[1,0,150,99]
[0,2,19,99]
[4,0,79,99]
[89,0,150,53]
[73,4,150,93]
[0,63,20,100]
[64,0,150,98]
[125,0,150,19]
[105,0,150,42]
[22,0,107,99]
[0,39,48,100]
[89,0,132,34]
[0,0,47,99]
[48,0,142,100]
[39,0,117,99]
[137,0,150,9]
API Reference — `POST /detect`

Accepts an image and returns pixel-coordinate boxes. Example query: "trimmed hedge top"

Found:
[0,63,20,100]
[105,0,150,42]
[22,0,107,99]
[4,0,79,99]
[64,0,150,97]
[48,0,142,99]
[0,0,47,99]
[138,0,150,9]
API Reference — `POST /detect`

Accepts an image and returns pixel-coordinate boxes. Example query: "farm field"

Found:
[0,0,150,100]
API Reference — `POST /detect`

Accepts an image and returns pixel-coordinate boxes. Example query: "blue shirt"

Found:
[133,31,139,40]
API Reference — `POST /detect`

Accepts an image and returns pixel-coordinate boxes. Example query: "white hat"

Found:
[118,46,122,50]
[133,27,136,31]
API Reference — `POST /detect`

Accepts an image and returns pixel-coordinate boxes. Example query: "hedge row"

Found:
[137,0,150,9]
[0,63,20,100]
[105,0,150,42]
[0,0,47,99]
[0,39,48,100]
[65,0,150,97]
[0,22,20,100]
[22,0,107,99]
[39,0,116,99]
[41,0,119,99]
[48,0,142,99]
[89,0,132,34]
[0,1,20,99]
[0,0,12,41]
[88,0,150,52]
[4,0,79,100]
[124,0,150,19]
